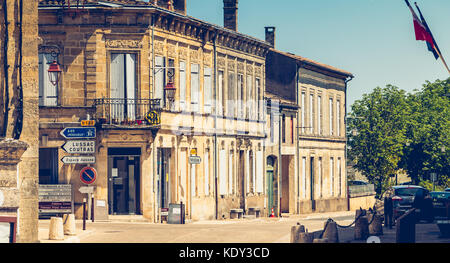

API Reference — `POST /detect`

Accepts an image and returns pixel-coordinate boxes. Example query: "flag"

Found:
[405,0,435,54]
[414,2,440,59]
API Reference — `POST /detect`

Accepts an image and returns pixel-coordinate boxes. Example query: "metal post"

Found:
[82,198,86,230]
[91,194,95,222]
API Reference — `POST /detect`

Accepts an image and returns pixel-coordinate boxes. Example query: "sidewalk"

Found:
[37,210,355,243]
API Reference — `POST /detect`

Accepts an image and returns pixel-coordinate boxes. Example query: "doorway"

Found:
[157,148,173,210]
[239,150,245,210]
[281,155,291,213]
[266,156,277,215]
[108,148,141,215]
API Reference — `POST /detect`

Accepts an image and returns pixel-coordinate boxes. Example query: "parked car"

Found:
[390,185,433,222]
[430,191,450,219]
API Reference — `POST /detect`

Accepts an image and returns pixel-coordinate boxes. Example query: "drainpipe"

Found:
[213,30,219,220]
[278,101,281,217]
[150,13,157,223]
[344,75,353,211]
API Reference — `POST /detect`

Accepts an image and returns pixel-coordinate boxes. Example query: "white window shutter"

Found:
[155,56,165,100]
[204,67,212,114]
[125,54,136,120]
[256,151,263,193]
[179,61,186,111]
[190,64,199,112]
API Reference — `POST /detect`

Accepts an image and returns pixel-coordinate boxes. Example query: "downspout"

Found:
[344,75,353,211]
[151,13,157,223]
[278,100,281,217]
[213,30,219,220]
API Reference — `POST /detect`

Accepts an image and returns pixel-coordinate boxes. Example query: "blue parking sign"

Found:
[60,127,96,139]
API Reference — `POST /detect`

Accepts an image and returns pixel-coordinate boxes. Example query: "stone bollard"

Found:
[369,213,383,236]
[313,238,329,243]
[63,214,76,236]
[322,220,339,243]
[290,223,306,243]
[354,210,369,240]
[49,217,64,240]
[298,232,315,243]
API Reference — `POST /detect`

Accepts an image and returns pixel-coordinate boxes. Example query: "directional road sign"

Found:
[80,167,97,185]
[60,127,96,139]
[61,156,96,164]
[62,140,95,154]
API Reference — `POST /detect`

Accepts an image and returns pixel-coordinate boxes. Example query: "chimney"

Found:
[223,0,238,31]
[265,27,276,48]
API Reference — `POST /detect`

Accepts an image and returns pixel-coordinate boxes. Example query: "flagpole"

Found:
[433,45,450,75]
[414,2,450,75]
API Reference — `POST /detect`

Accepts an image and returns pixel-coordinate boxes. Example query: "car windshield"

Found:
[395,188,422,196]
[430,192,450,199]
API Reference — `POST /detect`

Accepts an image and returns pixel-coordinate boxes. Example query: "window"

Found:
[204,67,212,114]
[229,150,234,195]
[39,53,58,106]
[256,150,264,193]
[290,116,294,144]
[218,70,224,115]
[247,150,253,193]
[318,157,323,198]
[39,148,58,184]
[318,96,322,135]
[227,72,235,117]
[246,75,253,119]
[302,157,307,199]
[309,94,314,134]
[301,92,306,134]
[329,98,334,136]
[110,53,137,121]
[237,74,244,118]
[190,64,200,112]
[330,157,334,196]
[179,61,186,111]
[337,100,341,137]
[282,114,286,143]
[256,78,261,120]
[219,149,227,195]
[155,56,165,101]
[204,149,210,196]
[337,157,342,197]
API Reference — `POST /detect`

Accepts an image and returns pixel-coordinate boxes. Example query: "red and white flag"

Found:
[405,0,434,49]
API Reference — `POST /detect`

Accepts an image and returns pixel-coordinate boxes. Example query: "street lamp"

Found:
[47,60,62,86]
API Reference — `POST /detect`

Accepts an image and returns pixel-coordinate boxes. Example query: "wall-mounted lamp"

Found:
[47,60,62,86]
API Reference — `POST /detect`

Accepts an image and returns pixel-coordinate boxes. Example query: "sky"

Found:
[185,0,450,110]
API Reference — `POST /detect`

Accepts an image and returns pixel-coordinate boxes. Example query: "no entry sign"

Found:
[80,167,97,185]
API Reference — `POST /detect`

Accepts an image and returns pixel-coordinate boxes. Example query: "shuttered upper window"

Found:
[39,53,58,106]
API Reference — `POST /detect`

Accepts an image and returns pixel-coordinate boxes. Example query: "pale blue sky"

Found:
[186,0,450,109]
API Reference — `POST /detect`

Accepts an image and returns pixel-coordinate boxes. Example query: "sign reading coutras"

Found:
[62,140,95,154]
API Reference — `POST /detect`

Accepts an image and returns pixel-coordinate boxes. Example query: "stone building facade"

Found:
[37,0,271,222]
[0,1,39,242]
[265,27,353,215]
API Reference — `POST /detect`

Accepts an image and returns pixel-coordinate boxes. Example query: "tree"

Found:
[348,85,409,195]
[400,78,450,189]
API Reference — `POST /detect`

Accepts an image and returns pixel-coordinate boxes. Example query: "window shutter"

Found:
[155,56,165,100]
[256,151,263,193]
[38,53,58,106]
[190,64,199,112]
[179,61,186,111]
[125,54,136,120]
[204,67,212,114]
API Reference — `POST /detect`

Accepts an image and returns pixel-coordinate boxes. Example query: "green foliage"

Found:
[348,78,450,195]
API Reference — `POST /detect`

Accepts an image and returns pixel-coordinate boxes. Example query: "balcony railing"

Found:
[92,98,161,127]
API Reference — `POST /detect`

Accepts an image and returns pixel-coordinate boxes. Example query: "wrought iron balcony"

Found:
[92,98,161,128]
